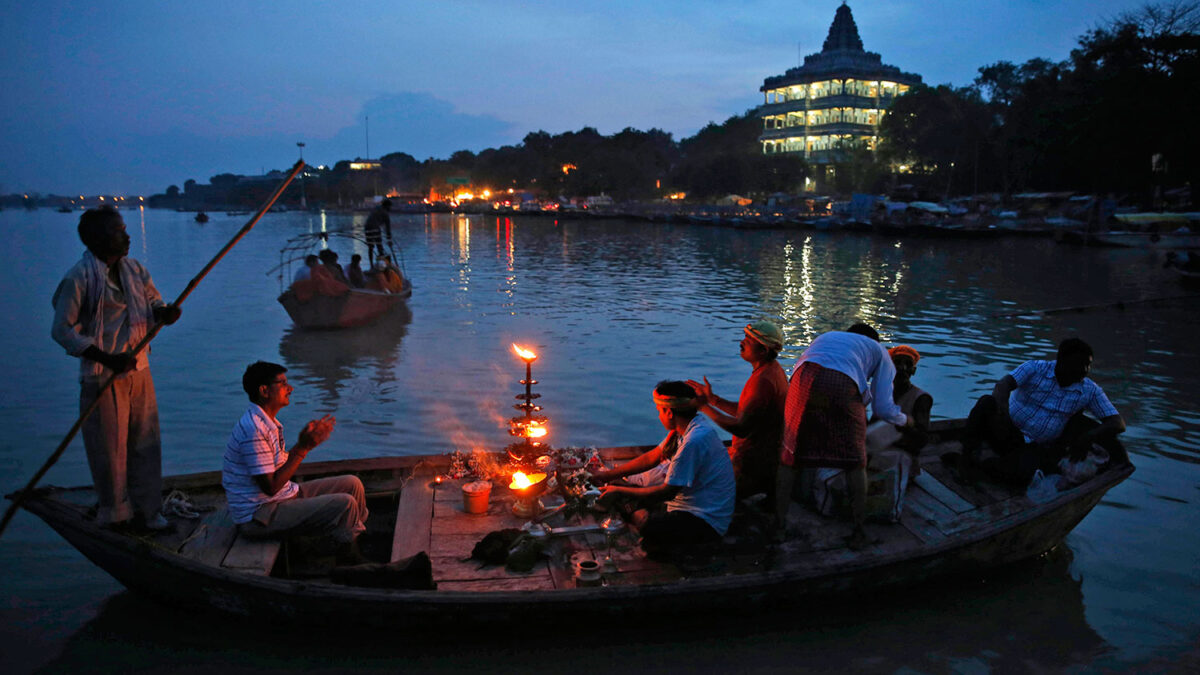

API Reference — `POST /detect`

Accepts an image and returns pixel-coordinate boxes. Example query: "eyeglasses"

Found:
[269,378,290,388]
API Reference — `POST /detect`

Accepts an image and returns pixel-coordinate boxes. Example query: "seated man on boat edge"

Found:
[591,381,736,561]
[686,320,788,504]
[955,337,1128,487]
[221,361,368,562]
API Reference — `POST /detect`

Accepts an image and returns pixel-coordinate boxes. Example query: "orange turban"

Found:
[889,345,920,365]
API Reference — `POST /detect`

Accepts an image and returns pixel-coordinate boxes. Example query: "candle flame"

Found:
[512,343,537,361]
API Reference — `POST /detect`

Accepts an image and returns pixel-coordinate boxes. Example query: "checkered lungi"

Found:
[781,362,867,470]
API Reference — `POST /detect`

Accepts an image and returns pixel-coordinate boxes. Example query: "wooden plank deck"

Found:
[391,465,436,563]
[175,506,282,576]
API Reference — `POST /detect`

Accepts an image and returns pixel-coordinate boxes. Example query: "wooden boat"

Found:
[9,420,1133,627]
[272,230,412,329]
[278,282,411,329]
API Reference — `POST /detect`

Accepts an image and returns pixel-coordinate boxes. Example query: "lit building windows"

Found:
[757,4,921,162]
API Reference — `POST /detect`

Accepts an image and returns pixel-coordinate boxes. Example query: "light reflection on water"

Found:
[1,210,1198,671]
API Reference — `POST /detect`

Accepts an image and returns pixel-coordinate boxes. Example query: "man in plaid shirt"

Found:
[958,338,1127,486]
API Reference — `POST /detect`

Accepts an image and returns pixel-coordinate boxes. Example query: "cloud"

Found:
[0,92,518,195]
[309,92,521,163]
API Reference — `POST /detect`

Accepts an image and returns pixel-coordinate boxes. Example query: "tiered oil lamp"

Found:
[508,344,548,464]
[509,470,548,518]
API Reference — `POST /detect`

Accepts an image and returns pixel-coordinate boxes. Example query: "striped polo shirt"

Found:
[222,404,300,524]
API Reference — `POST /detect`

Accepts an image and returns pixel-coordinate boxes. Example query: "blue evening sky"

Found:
[1,0,1150,195]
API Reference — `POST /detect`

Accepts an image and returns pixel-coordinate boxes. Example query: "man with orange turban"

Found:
[687,321,788,501]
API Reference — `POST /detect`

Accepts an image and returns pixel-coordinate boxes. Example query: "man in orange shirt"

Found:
[687,321,788,502]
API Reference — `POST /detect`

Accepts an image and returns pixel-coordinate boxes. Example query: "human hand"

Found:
[106,351,137,374]
[598,485,624,501]
[298,414,336,450]
[154,304,182,326]
[685,377,714,406]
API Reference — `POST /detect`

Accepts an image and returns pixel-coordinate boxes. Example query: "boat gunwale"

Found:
[12,444,1135,608]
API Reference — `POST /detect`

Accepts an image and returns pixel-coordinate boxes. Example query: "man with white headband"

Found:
[592,380,735,561]
[687,321,788,502]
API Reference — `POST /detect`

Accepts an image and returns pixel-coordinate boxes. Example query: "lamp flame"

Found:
[512,344,537,361]
[512,471,531,489]
[527,425,547,438]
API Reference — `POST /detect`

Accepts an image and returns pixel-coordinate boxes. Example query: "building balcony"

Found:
[760,93,899,112]
[759,123,875,140]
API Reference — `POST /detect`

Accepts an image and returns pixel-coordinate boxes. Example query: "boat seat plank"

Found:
[177,507,239,568]
[222,533,282,576]
[391,466,436,563]
[921,462,999,507]
[904,485,959,530]
[913,473,977,514]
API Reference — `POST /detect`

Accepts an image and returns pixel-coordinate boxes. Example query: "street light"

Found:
[297,142,307,209]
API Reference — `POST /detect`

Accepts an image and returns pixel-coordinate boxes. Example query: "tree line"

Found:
[149,1,1197,209]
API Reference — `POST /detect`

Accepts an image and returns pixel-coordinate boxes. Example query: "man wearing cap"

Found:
[886,345,933,456]
[777,323,913,549]
[687,321,788,501]
[593,381,736,560]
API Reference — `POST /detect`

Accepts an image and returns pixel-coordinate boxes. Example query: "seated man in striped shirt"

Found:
[958,338,1128,486]
[222,361,368,557]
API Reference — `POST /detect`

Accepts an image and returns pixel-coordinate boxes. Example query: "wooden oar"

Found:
[0,160,305,538]
[990,293,1200,318]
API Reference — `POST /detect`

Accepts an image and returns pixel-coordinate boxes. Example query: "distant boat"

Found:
[271,230,412,329]
[194,212,209,223]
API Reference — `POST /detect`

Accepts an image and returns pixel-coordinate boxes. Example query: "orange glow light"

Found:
[509,471,546,491]
[527,425,547,438]
[512,344,537,361]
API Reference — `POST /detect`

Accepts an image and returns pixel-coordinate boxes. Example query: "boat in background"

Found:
[271,230,412,329]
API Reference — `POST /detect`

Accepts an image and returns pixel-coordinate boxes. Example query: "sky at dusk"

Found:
[1,0,1154,196]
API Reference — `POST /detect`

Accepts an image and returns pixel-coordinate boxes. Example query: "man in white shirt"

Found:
[222,361,367,553]
[52,206,181,530]
[777,323,912,549]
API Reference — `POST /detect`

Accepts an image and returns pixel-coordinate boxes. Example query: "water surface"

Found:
[2,209,1198,672]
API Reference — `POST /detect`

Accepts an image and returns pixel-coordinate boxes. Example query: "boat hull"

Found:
[278,285,411,329]
[16,444,1132,628]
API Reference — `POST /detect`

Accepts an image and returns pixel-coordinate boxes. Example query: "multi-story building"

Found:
[758,3,922,164]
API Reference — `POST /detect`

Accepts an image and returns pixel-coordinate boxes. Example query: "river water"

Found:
[1,209,1198,672]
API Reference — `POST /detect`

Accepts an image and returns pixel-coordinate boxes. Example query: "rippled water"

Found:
[2,209,1198,671]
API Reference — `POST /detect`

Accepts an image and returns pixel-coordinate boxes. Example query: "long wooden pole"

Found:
[0,160,305,538]
[989,292,1200,318]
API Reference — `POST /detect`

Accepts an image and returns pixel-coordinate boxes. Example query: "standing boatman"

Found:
[51,206,181,530]
[364,199,393,266]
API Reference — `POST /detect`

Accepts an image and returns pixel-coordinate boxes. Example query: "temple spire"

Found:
[822,2,864,52]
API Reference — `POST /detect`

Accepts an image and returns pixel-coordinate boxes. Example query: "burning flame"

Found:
[527,425,547,438]
[512,344,537,361]
[509,471,547,491]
